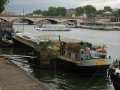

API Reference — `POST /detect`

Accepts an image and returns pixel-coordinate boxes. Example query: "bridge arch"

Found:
[62,19,77,26]
[11,18,34,25]
[0,18,9,22]
[36,19,59,24]
[22,18,34,25]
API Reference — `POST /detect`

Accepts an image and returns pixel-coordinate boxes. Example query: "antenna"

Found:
[59,34,61,42]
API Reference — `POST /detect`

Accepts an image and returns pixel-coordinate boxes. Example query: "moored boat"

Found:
[0,21,14,46]
[2,35,14,45]
[108,60,120,90]
[49,41,113,74]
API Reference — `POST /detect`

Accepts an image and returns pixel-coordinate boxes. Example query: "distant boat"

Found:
[36,24,71,31]
[13,22,28,25]
[108,60,120,90]
[113,25,120,30]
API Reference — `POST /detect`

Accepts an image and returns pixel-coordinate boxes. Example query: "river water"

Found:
[3,25,120,90]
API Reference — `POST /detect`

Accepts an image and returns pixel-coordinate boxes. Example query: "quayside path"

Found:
[0,56,49,90]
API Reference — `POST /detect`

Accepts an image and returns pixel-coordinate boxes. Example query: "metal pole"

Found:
[22,8,24,35]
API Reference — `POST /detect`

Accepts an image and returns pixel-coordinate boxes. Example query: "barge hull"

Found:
[56,58,109,75]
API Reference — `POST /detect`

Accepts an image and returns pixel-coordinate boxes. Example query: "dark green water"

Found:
[0,46,113,90]
[2,25,119,90]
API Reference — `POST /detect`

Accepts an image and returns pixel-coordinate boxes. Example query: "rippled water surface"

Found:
[2,25,120,90]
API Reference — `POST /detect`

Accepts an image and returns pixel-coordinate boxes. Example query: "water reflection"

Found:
[0,47,114,90]
[1,25,119,90]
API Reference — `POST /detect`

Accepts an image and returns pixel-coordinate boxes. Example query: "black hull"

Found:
[55,59,109,76]
[110,73,120,90]
[12,38,33,49]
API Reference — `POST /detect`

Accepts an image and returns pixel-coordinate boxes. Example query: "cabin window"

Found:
[81,51,84,54]
[75,54,78,59]
[69,52,71,57]
[81,57,83,60]
[100,54,106,58]
[63,50,65,55]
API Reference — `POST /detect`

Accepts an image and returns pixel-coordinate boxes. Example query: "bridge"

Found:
[0,15,84,25]
[0,15,112,25]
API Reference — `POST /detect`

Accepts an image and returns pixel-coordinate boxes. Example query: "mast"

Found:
[83,7,87,19]
[22,8,25,35]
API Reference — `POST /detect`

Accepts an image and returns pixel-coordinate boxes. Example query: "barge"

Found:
[49,41,113,74]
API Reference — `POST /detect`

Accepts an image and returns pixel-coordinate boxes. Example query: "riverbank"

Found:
[0,56,49,90]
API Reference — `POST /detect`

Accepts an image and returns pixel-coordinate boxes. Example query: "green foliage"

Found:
[116,9,120,17]
[75,7,83,16]
[56,7,66,16]
[31,5,119,18]
[97,10,104,15]
[48,7,57,16]
[42,10,49,16]
[33,9,42,14]
[112,9,120,17]
[35,41,52,59]
[104,6,112,12]
[43,6,66,16]
[31,6,66,16]
[0,0,9,13]
[84,5,97,17]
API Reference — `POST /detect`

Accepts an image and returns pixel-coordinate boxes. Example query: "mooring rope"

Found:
[82,65,104,90]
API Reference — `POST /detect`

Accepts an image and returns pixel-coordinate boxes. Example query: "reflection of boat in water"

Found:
[36,24,71,31]
[108,60,120,90]
[49,41,112,74]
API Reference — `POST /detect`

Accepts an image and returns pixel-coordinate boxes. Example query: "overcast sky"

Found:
[6,0,120,14]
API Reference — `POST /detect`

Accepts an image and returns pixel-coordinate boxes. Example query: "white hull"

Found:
[36,24,71,31]
[58,55,112,67]
[36,28,70,31]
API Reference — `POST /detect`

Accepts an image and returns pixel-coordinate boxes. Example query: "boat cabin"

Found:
[59,41,107,61]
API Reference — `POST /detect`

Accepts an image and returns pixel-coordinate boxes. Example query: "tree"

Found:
[84,5,97,17]
[0,0,9,13]
[104,6,112,12]
[42,10,48,16]
[117,9,120,16]
[75,7,83,16]
[97,10,104,15]
[112,9,119,17]
[42,6,66,16]
[56,7,66,16]
[48,7,57,16]
[33,9,42,15]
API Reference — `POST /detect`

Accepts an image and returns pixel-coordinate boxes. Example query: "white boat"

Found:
[36,24,71,31]
[2,35,14,45]
[113,25,120,30]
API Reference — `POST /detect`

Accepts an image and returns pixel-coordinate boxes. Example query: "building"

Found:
[66,9,76,17]
[102,11,112,18]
